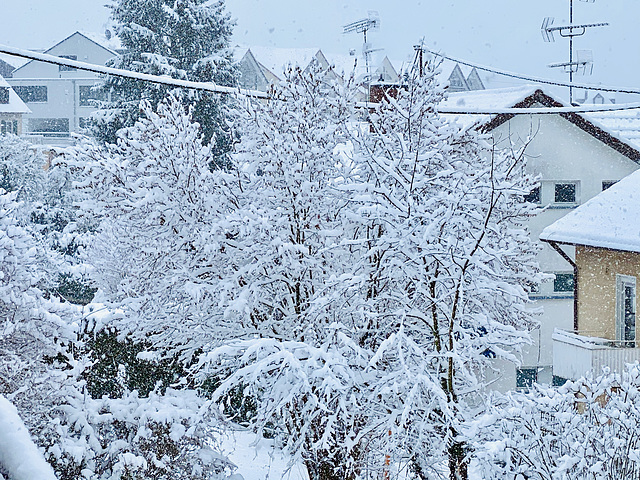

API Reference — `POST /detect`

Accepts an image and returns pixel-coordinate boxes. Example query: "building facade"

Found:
[442,86,640,390]
[8,32,117,139]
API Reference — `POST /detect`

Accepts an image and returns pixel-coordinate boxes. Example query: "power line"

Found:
[422,46,640,96]
[3,43,640,116]
[0,44,269,99]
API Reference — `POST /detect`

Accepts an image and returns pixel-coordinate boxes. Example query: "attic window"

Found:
[554,183,576,204]
[0,87,8,104]
[59,55,77,72]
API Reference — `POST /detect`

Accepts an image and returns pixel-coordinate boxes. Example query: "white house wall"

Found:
[490,112,639,389]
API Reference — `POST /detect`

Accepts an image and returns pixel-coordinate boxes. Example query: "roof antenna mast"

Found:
[343,11,380,86]
[541,0,608,105]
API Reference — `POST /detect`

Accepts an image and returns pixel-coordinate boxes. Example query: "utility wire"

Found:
[3,44,640,115]
[0,44,269,99]
[422,46,640,96]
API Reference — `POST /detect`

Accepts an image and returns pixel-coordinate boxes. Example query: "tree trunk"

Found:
[305,457,357,480]
[448,438,468,480]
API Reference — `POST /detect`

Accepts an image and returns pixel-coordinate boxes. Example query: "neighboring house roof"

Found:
[0,75,30,114]
[540,168,640,253]
[234,45,399,87]
[587,110,640,151]
[441,86,640,163]
[12,31,118,75]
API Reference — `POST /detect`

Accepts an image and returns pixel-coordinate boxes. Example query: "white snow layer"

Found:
[540,168,640,252]
[0,395,57,480]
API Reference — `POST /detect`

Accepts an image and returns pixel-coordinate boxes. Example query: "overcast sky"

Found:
[1,0,638,102]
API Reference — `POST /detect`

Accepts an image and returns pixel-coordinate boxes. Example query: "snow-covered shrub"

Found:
[470,365,640,479]
[0,134,94,304]
[45,387,236,480]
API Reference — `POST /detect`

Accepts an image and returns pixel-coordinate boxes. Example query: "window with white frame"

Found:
[554,182,577,204]
[553,272,574,293]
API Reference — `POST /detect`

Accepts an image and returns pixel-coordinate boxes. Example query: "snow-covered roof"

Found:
[0,75,30,114]
[440,85,541,130]
[238,45,323,77]
[586,110,640,151]
[440,87,640,162]
[540,169,640,253]
[79,30,123,53]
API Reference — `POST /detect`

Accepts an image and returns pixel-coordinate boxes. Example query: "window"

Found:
[13,85,47,103]
[0,87,8,104]
[616,275,636,347]
[59,55,77,72]
[602,180,617,191]
[79,85,106,107]
[516,368,537,392]
[523,186,541,204]
[78,117,93,129]
[554,183,576,203]
[553,273,574,293]
[29,118,69,136]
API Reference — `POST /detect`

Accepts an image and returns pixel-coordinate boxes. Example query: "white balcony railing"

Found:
[552,328,640,381]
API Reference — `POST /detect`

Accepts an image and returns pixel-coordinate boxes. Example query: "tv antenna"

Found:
[541,0,608,105]
[343,11,381,84]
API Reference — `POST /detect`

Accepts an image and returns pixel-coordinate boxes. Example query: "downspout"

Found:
[546,240,579,332]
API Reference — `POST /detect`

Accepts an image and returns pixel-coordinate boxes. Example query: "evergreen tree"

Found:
[93,0,236,160]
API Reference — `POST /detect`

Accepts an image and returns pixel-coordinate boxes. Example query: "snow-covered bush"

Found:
[470,365,640,479]
[0,134,94,304]
[45,387,236,480]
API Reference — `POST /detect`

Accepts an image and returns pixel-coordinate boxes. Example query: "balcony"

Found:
[552,328,640,381]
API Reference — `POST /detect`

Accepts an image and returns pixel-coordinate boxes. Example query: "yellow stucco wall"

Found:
[576,245,640,340]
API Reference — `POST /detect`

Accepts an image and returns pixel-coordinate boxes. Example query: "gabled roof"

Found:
[0,75,30,114]
[441,86,640,163]
[12,31,118,75]
[540,169,640,253]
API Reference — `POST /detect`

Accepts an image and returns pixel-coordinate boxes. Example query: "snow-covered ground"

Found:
[221,431,309,480]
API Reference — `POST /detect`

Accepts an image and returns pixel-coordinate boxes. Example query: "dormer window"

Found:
[0,87,8,104]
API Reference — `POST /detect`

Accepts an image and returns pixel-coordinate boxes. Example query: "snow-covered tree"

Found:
[67,93,234,362]
[94,0,236,158]
[0,134,93,304]
[205,64,542,480]
[340,63,541,479]
[470,365,640,479]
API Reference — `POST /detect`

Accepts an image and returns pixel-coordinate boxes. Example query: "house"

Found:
[446,63,485,92]
[440,86,640,391]
[0,75,30,135]
[540,169,640,381]
[8,32,118,140]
